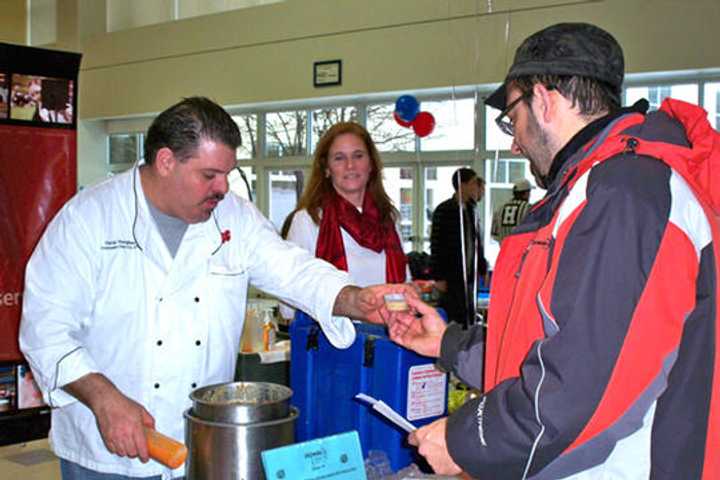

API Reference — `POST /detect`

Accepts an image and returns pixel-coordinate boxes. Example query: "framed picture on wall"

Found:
[313,60,342,88]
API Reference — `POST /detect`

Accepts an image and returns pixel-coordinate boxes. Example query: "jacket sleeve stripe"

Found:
[668,171,713,257]
[567,222,698,451]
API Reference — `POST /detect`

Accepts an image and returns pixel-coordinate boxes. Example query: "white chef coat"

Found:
[19,168,354,478]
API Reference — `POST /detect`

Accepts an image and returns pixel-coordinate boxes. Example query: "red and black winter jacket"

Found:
[439,99,720,479]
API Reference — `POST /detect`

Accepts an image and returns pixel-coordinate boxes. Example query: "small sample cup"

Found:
[384,293,409,311]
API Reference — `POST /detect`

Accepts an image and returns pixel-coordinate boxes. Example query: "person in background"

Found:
[429,168,487,326]
[490,177,532,243]
[280,122,408,321]
[387,22,720,479]
[19,98,412,480]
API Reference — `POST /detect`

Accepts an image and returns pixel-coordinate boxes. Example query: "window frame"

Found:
[105,69,720,264]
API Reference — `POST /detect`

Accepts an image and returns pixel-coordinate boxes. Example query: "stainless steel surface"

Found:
[184,407,298,480]
[190,381,292,423]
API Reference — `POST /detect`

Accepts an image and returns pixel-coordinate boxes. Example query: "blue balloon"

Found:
[395,95,420,123]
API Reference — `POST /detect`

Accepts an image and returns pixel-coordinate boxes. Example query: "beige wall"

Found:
[0,0,26,44]
[6,0,712,184]
[76,0,720,120]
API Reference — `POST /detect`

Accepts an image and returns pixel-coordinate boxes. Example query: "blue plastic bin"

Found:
[290,311,448,472]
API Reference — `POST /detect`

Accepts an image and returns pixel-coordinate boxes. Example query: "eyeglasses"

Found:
[495,92,532,137]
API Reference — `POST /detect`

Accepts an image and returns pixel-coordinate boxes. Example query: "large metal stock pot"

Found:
[185,381,297,480]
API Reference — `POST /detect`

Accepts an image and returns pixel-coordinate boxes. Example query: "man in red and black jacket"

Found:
[388,22,720,479]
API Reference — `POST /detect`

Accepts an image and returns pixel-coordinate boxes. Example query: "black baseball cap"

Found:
[485,23,625,110]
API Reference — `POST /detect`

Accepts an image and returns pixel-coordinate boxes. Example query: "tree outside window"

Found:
[310,107,358,151]
[232,114,257,159]
[266,110,307,157]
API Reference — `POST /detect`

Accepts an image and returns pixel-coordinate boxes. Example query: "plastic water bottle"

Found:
[364,450,393,479]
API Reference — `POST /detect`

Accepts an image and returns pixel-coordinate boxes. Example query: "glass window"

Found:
[420,98,474,151]
[647,86,672,110]
[366,103,416,152]
[487,158,529,184]
[484,156,542,267]
[425,188,434,212]
[485,105,514,151]
[383,166,414,252]
[509,161,526,183]
[703,82,720,129]
[233,114,257,159]
[109,133,139,165]
[309,106,359,151]
[625,84,699,109]
[266,110,307,157]
[400,188,413,219]
[268,169,304,231]
[228,166,256,202]
[422,165,469,252]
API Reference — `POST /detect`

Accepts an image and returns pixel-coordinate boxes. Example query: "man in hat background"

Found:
[490,178,533,244]
[387,22,720,479]
[429,167,487,327]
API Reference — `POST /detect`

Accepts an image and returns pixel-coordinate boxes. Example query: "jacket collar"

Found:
[543,99,649,192]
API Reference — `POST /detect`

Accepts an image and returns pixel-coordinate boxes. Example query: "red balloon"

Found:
[412,111,435,137]
[393,111,413,128]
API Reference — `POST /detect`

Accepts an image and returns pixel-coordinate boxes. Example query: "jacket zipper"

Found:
[515,238,553,278]
[506,238,554,325]
[494,236,555,385]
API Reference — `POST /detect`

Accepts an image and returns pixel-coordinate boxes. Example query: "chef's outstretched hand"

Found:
[333,283,418,324]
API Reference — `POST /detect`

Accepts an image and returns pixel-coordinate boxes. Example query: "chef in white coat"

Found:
[19,97,410,480]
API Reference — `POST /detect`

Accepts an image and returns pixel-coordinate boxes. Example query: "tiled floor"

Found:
[0,438,60,479]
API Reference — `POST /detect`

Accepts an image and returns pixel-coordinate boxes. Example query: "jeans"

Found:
[60,459,166,480]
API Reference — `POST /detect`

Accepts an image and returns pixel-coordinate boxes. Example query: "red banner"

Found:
[0,125,76,361]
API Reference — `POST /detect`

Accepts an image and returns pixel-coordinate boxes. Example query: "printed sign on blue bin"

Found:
[262,430,367,480]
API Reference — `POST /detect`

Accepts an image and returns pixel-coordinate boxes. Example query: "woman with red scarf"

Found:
[285,122,408,296]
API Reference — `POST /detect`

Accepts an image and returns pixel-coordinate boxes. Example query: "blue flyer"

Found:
[262,430,367,480]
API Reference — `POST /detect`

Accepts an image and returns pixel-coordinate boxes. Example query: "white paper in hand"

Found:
[355,393,417,433]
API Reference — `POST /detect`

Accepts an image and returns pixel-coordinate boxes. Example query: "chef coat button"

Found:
[195,340,201,346]
[156,340,162,346]
[158,297,163,303]
[191,383,197,388]
[154,383,160,389]
[194,297,200,303]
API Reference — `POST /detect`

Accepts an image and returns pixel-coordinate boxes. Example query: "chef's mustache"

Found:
[206,193,224,202]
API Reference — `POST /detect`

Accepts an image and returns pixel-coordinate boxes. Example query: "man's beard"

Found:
[524,110,554,190]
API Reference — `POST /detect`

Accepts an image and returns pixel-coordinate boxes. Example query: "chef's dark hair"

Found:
[144,96,241,165]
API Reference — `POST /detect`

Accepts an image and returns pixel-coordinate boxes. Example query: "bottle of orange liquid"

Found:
[262,310,277,351]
